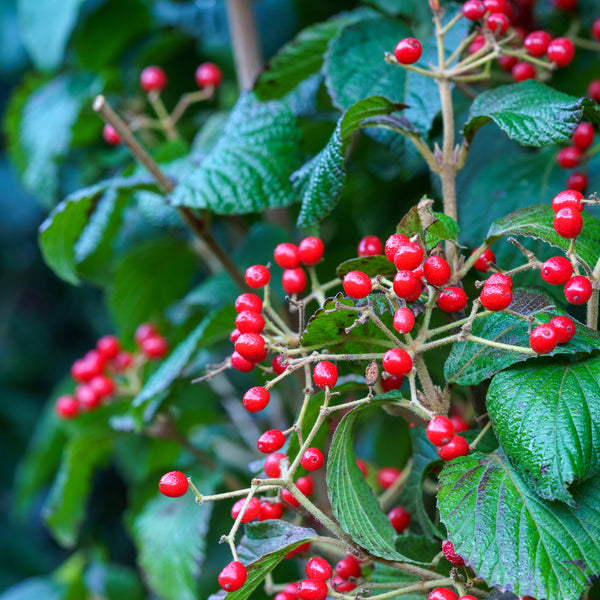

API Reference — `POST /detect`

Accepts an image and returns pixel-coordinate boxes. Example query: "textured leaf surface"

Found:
[438,452,600,600]
[170,93,302,214]
[336,255,396,279]
[464,81,600,146]
[396,202,459,249]
[488,355,600,504]
[445,287,600,385]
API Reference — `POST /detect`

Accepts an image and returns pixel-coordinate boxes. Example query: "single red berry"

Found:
[313,361,338,389]
[297,579,327,600]
[296,475,314,496]
[377,466,401,489]
[282,267,307,295]
[564,275,593,305]
[235,292,263,314]
[141,335,169,359]
[591,19,600,41]
[282,488,300,508]
[442,540,465,566]
[549,315,576,343]
[111,350,133,372]
[381,373,404,391]
[102,124,120,145]
[242,386,270,412]
[588,79,600,103]
[356,458,368,477]
[298,237,324,265]
[135,322,158,346]
[335,556,362,580]
[245,265,271,288]
[70,357,101,383]
[552,189,584,212]
[473,248,496,272]
[393,270,420,299]
[357,235,383,256]
[393,242,424,270]
[301,448,324,471]
[552,0,577,10]
[426,416,455,446]
[257,429,286,453]
[485,273,513,289]
[437,287,467,312]
[566,172,588,193]
[393,307,415,334]
[235,333,266,362]
[272,355,288,375]
[547,37,575,67]
[554,206,583,238]
[230,329,241,344]
[487,12,510,36]
[218,561,247,592]
[524,30,552,56]
[541,256,573,285]
[89,374,116,399]
[264,452,287,478]
[512,61,536,82]
[384,234,409,262]
[483,0,507,12]
[468,34,487,54]
[75,384,101,411]
[195,62,223,88]
[388,505,411,533]
[231,496,261,522]
[382,348,413,376]
[306,557,333,581]
[258,501,284,521]
[437,435,470,461]
[450,414,470,433]
[158,471,189,497]
[274,243,301,269]
[429,588,459,600]
[394,38,422,64]
[497,55,518,72]
[235,310,265,333]
[231,351,255,372]
[140,66,168,92]
[96,334,120,360]
[423,256,451,286]
[332,577,357,592]
[343,271,372,299]
[529,323,559,353]
[462,0,486,19]
[285,543,310,559]
[572,122,595,150]
[480,283,512,311]
[55,395,79,419]
[557,146,582,169]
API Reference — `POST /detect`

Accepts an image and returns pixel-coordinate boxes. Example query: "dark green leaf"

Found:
[371,564,422,600]
[366,0,433,19]
[488,355,600,504]
[84,560,145,600]
[170,93,302,214]
[445,287,600,385]
[43,425,115,547]
[464,81,600,146]
[337,255,397,279]
[438,452,600,600]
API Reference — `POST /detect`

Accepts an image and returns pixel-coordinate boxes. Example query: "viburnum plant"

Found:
[10,0,600,600]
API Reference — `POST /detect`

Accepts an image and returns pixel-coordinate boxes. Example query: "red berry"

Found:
[343,270,372,299]
[437,435,470,461]
[524,30,552,57]
[264,452,287,478]
[480,283,512,311]
[547,37,575,67]
[426,416,455,446]
[552,0,577,10]
[111,351,133,372]
[231,496,261,522]
[487,12,510,36]
[274,243,301,269]
[218,561,247,592]
[298,237,324,265]
[462,0,486,20]
[297,579,327,600]
[572,122,595,150]
[282,489,299,508]
[231,351,254,372]
[429,588,459,600]
[75,384,101,411]
[89,374,116,399]
[588,79,600,103]
[564,275,592,305]
[332,577,357,592]
[335,556,362,580]
[135,322,158,346]
[257,429,286,453]
[282,267,307,295]
[552,189,584,212]
[384,234,409,262]
[102,124,120,145]
[393,270,420,299]
[497,55,517,72]
[566,172,588,193]
[557,146,582,169]
[393,307,415,334]
[529,323,558,353]
[381,373,404,391]
[473,248,496,272]
[235,292,263,314]
[356,458,368,477]
[442,540,465,566]
[55,395,79,419]
[313,361,338,389]
[357,235,383,256]
[285,544,310,559]
[296,475,314,496]
[235,310,265,334]
[70,357,101,383]
[301,448,324,471]
[272,355,288,375]
[195,62,222,88]
[141,335,169,359]
[483,0,507,12]
[541,256,573,285]
[437,287,467,312]
[554,206,583,238]
[549,315,576,343]
[96,334,120,360]
[394,242,424,270]
[306,557,333,580]
[485,273,513,288]
[459,596,478,600]
[388,505,411,533]
[382,348,413,377]
[140,66,167,92]
[450,414,470,433]
[468,34,487,54]
[377,466,401,489]
[158,471,188,497]
[423,256,451,286]
[245,265,270,288]
[512,61,536,82]
[235,333,266,362]
[394,38,422,64]
[242,386,270,412]
[258,501,284,521]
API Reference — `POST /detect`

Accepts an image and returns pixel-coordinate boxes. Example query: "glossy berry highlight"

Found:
[158,471,189,497]
[394,38,422,64]
[313,361,338,389]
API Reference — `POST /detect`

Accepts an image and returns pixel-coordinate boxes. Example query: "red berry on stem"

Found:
[242,386,270,412]
[235,310,265,334]
[423,256,451,286]
[231,497,261,522]
[90,374,116,399]
[524,30,552,57]
[218,561,247,592]
[264,452,287,478]
[468,34,486,55]
[235,333,266,362]
[486,273,513,289]
[343,270,372,299]
[274,243,300,269]
[297,579,328,600]
[388,505,411,533]
[592,19,600,41]
[450,414,470,433]
[564,275,592,305]
[529,323,558,353]
[394,242,424,270]
[541,256,572,285]
[393,270,420,299]
[335,556,362,579]
[462,0,486,20]
[111,350,133,372]
[235,292,263,314]
[512,61,536,82]
[298,237,324,265]
[231,351,254,372]
[141,335,169,359]
[572,122,595,150]
[257,429,286,453]
[549,315,576,343]
[480,283,512,311]
[245,265,270,288]
[306,557,333,580]
[426,416,455,446]
[554,206,583,238]
[383,348,413,376]
[381,373,404,391]
[552,189,584,212]
[437,435,470,461]
[487,12,510,36]
[566,172,588,193]
[282,267,307,294]
[377,466,401,489]
[135,322,158,346]
[332,576,357,592]
[547,37,575,67]
[313,361,338,389]
[473,248,496,272]
[195,62,222,88]
[296,475,314,496]
[484,0,507,13]
[75,384,101,411]
[394,38,422,64]
[158,471,189,497]
[70,357,99,383]
[556,146,582,169]
[497,55,517,72]
[55,395,79,419]
[272,355,288,375]
[358,235,383,256]
[437,287,467,312]
[442,540,465,566]
[140,66,168,92]
[102,124,120,145]
[429,588,459,600]
[258,501,284,521]
[384,234,409,262]
[588,79,600,103]
[393,307,415,334]
[96,334,120,360]
[301,448,324,471]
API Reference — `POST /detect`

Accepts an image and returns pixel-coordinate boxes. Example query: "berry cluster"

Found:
[556,123,596,193]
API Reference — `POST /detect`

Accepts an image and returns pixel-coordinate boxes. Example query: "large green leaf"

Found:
[170,93,302,214]
[336,255,397,279]
[438,452,600,600]
[396,202,459,249]
[445,287,600,386]
[464,81,600,146]
[488,355,600,504]
[43,425,115,548]
[0,578,65,600]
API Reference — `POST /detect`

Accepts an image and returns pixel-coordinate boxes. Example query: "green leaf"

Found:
[371,565,422,600]
[437,451,600,600]
[84,560,145,600]
[43,425,115,547]
[17,0,86,70]
[445,287,600,385]
[129,472,216,600]
[366,0,433,19]
[396,201,459,249]
[170,93,302,214]
[464,81,600,146]
[487,205,600,271]
[337,255,397,279]
[0,578,65,600]
[488,355,600,504]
